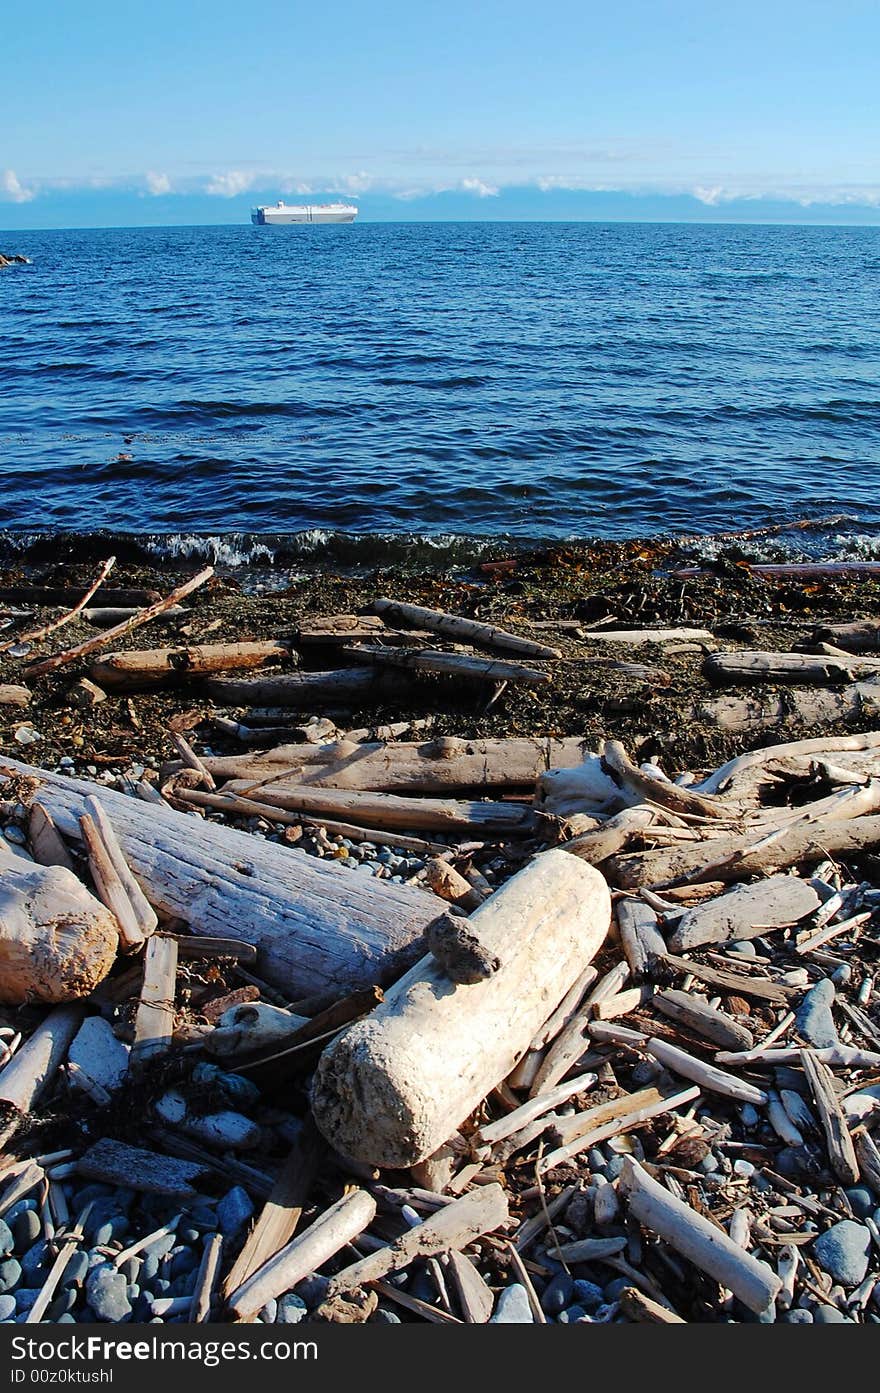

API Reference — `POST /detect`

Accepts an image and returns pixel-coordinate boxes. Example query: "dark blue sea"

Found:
[2,220,879,565]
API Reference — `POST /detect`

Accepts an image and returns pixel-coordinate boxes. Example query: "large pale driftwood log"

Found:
[667,875,820,952]
[0,685,30,707]
[705,650,880,685]
[0,858,118,1004]
[200,736,589,794]
[25,567,214,680]
[619,1158,782,1314]
[654,990,754,1050]
[811,619,880,653]
[341,644,551,686]
[326,1184,509,1296]
[602,741,730,821]
[370,598,561,659]
[218,782,535,836]
[89,641,295,691]
[227,1189,378,1319]
[617,899,668,981]
[311,850,611,1167]
[693,680,880,735]
[607,812,880,889]
[0,757,444,1001]
[0,1006,83,1147]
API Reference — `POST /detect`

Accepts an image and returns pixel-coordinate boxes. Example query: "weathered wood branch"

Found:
[370,598,561,659]
[89,640,294,691]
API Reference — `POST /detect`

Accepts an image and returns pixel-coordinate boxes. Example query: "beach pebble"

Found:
[0,1260,22,1295]
[3,1200,37,1226]
[0,1221,13,1259]
[795,980,838,1049]
[782,1309,814,1323]
[813,1304,852,1323]
[2,825,27,846]
[844,1187,875,1220]
[68,1017,129,1095]
[13,1210,41,1251]
[260,1299,278,1323]
[20,1240,52,1284]
[813,1222,871,1288]
[217,1186,254,1238]
[557,1305,589,1323]
[0,1295,15,1321]
[14,1289,41,1315]
[740,1104,760,1128]
[572,1279,604,1310]
[540,1273,574,1316]
[727,940,757,958]
[276,1293,308,1324]
[371,1308,402,1324]
[781,968,810,987]
[490,1283,533,1323]
[86,1265,132,1322]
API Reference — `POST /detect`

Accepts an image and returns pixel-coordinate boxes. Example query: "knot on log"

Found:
[425,911,501,985]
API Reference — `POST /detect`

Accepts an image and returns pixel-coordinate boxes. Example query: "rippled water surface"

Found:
[2,221,880,547]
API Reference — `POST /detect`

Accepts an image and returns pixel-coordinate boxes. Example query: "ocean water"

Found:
[2,220,880,563]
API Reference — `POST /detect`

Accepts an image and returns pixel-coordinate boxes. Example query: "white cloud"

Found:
[693,185,725,206]
[1,169,35,203]
[460,177,498,198]
[336,171,375,195]
[145,171,172,195]
[204,170,257,197]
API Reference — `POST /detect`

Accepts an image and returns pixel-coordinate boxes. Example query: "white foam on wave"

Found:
[144,533,278,567]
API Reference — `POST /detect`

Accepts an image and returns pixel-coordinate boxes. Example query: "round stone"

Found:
[85,1265,132,1323]
[0,1222,13,1259]
[0,1296,15,1321]
[13,1210,41,1252]
[490,1283,533,1323]
[814,1304,851,1323]
[276,1293,308,1324]
[540,1273,574,1316]
[813,1221,872,1288]
[572,1279,604,1310]
[0,1260,22,1295]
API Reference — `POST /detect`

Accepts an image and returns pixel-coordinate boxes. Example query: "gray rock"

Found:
[86,1266,132,1322]
[3,1200,37,1226]
[0,1222,12,1259]
[813,1221,871,1287]
[572,1279,604,1310]
[782,1309,814,1323]
[217,1186,254,1238]
[844,1187,875,1220]
[795,979,839,1049]
[370,1308,401,1324]
[20,1241,51,1284]
[727,940,757,958]
[13,1210,41,1252]
[14,1289,41,1314]
[0,1296,15,1320]
[540,1273,574,1315]
[276,1293,308,1324]
[557,1305,589,1323]
[491,1283,534,1323]
[0,1260,22,1294]
[260,1299,278,1323]
[68,1017,129,1096]
[814,1304,852,1323]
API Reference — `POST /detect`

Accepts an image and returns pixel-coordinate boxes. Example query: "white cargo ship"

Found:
[251,201,357,225]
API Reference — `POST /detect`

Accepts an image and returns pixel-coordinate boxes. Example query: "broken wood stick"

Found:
[0,1006,83,1148]
[83,795,158,940]
[25,567,214,680]
[539,1086,701,1171]
[619,1157,782,1314]
[802,1049,860,1186]
[89,640,294,691]
[205,668,414,707]
[77,1138,210,1199]
[189,1232,224,1323]
[219,781,535,836]
[341,644,552,686]
[311,850,611,1167]
[79,812,145,952]
[660,953,798,1005]
[370,598,561,659]
[646,1037,767,1105]
[0,685,30,707]
[222,1123,324,1297]
[473,1071,598,1150]
[0,555,116,656]
[130,935,178,1071]
[654,990,754,1051]
[617,899,669,982]
[226,1188,378,1319]
[27,804,75,872]
[326,1183,510,1296]
[602,740,730,821]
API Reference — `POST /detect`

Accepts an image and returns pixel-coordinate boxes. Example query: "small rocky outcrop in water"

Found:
[0,254,29,267]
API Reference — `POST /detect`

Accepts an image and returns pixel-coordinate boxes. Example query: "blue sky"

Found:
[2,0,879,227]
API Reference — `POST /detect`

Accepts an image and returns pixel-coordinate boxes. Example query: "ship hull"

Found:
[251,205,357,225]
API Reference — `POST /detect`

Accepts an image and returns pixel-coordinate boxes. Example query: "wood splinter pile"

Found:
[0,565,879,1325]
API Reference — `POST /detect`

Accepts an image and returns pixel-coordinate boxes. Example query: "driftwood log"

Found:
[89,641,295,691]
[311,849,611,1167]
[218,782,536,836]
[694,680,880,735]
[205,669,417,707]
[0,757,445,1002]
[0,853,118,1004]
[705,650,880,685]
[369,598,561,659]
[198,736,589,793]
